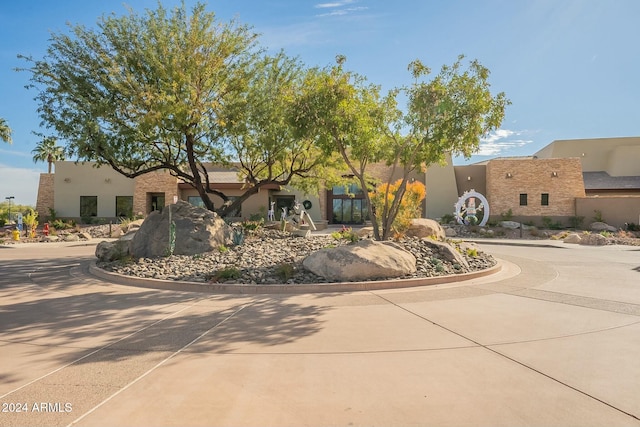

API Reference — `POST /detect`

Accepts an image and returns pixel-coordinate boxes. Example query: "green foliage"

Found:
[500,209,513,221]
[292,55,508,240]
[439,213,455,225]
[568,216,584,229]
[331,226,360,243]
[593,210,604,222]
[465,247,478,257]
[218,244,229,253]
[23,208,39,237]
[212,267,241,281]
[626,222,639,231]
[599,231,612,238]
[51,219,75,230]
[430,257,445,273]
[542,217,563,230]
[0,117,12,143]
[242,218,263,232]
[31,135,65,173]
[232,228,245,245]
[275,263,294,281]
[48,207,58,221]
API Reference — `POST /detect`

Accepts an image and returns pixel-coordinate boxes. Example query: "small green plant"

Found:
[439,213,455,225]
[232,227,245,245]
[430,257,444,272]
[192,253,203,260]
[500,209,513,221]
[568,216,585,229]
[599,231,612,238]
[541,216,563,230]
[218,244,229,253]
[275,263,295,281]
[213,267,241,281]
[465,247,478,257]
[242,218,264,232]
[48,207,58,222]
[593,210,604,223]
[331,226,359,243]
[626,222,639,231]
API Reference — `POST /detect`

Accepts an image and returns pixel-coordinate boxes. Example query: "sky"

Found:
[1,0,639,206]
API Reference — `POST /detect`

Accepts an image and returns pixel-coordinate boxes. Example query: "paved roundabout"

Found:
[1,240,639,426]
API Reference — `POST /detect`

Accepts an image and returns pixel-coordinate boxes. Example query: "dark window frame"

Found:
[80,196,98,217]
[541,193,549,206]
[519,193,528,206]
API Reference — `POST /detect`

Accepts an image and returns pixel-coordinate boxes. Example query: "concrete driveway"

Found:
[0,240,639,426]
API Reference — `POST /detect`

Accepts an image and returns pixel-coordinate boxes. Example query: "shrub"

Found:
[275,263,294,281]
[465,247,478,257]
[218,244,229,253]
[500,209,513,221]
[568,216,585,229]
[626,222,639,231]
[593,210,604,223]
[212,267,241,281]
[369,179,426,237]
[331,226,359,243]
[440,213,455,225]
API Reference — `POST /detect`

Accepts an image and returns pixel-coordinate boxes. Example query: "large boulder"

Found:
[422,239,470,270]
[499,220,521,229]
[563,233,582,244]
[96,239,131,262]
[579,233,608,246]
[590,222,617,232]
[303,239,416,281]
[405,218,446,240]
[130,201,232,258]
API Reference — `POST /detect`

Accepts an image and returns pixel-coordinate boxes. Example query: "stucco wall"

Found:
[535,137,640,176]
[54,162,135,218]
[576,196,640,228]
[424,154,460,219]
[486,158,585,219]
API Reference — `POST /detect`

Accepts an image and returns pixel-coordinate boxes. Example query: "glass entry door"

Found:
[332,198,367,224]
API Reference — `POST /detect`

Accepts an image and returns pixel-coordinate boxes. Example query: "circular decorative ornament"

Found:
[302,200,313,210]
[454,190,490,226]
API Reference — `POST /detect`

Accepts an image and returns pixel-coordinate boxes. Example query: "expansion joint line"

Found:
[369,291,640,422]
[66,301,252,427]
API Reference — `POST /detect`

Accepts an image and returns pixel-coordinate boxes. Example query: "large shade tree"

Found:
[294,55,510,240]
[21,2,336,216]
[0,118,12,143]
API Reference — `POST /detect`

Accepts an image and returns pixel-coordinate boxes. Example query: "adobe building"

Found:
[36,137,640,228]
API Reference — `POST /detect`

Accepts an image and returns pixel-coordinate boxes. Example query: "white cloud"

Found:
[476,129,533,156]
[314,0,367,17]
[315,0,356,8]
[0,164,41,206]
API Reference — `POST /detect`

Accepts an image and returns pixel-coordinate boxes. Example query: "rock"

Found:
[130,200,232,258]
[499,221,521,229]
[44,235,59,242]
[590,222,617,232]
[64,233,80,242]
[79,232,92,240]
[302,239,416,281]
[123,219,144,233]
[422,239,470,270]
[579,233,608,246]
[96,240,131,262]
[563,233,582,244]
[357,226,374,238]
[444,227,457,237]
[110,227,123,238]
[405,218,446,240]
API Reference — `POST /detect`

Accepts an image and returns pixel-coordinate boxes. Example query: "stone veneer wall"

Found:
[35,173,55,219]
[133,170,179,216]
[486,158,585,219]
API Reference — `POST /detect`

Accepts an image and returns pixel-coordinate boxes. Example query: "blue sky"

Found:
[1,0,639,205]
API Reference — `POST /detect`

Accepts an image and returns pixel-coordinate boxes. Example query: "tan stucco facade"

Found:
[534,136,640,176]
[53,162,134,218]
[424,154,460,220]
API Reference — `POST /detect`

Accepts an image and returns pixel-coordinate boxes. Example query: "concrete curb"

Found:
[89,260,503,294]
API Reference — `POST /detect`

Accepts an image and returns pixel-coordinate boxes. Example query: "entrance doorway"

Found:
[332,198,368,224]
[149,193,165,213]
[274,196,295,220]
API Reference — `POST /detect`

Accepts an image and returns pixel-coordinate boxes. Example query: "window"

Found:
[80,196,97,217]
[188,196,207,208]
[519,193,528,206]
[116,196,133,218]
[541,193,549,206]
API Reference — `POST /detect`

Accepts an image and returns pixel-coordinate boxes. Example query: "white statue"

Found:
[282,199,316,236]
[267,201,275,221]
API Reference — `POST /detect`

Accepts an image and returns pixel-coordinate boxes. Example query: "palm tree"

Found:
[0,118,12,143]
[32,136,65,173]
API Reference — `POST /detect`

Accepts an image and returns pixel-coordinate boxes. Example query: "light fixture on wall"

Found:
[551,172,558,178]
[506,173,513,178]
[64,177,71,183]
[467,176,472,181]
[104,178,111,183]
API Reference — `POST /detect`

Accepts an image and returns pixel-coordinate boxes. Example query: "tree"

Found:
[0,118,12,143]
[21,2,332,217]
[32,135,66,173]
[294,55,509,240]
